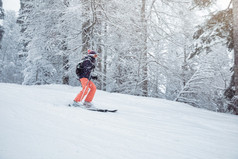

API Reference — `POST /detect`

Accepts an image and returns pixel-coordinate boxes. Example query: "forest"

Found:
[0,0,238,115]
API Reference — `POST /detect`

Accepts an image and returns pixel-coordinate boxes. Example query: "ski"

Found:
[87,108,117,113]
[68,104,117,113]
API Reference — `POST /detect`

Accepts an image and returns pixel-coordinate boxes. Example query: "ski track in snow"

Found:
[0,83,238,159]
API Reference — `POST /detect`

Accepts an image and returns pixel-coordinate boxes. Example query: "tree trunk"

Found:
[141,0,148,96]
[231,0,238,114]
[0,0,4,47]
[102,3,107,91]
[62,50,69,84]
[233,0,238,96]
[62,1,69,85]
[81,0,91,54]
[182,45,188,87]
[96,0,103,90]
[103,36,107,91]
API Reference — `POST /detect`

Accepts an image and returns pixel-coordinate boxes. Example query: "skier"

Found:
[73,50,98,108]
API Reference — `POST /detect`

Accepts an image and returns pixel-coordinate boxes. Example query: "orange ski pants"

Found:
[74,78,96,102]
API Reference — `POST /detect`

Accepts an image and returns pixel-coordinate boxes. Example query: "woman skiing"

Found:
[73,50,98,108]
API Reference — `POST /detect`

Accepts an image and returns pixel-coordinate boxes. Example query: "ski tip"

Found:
[104,109,117,113]
[109,109,117,112]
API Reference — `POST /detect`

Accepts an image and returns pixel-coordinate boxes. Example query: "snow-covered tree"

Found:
[228,0,238,114]
[0,11,22,83]
[175,46,231,111]
[0,0,4,48]
[17,0,34,55]
[21,0,75,85]
[6,0,233,114]
[191,0,238,114]
[22,1,62,84]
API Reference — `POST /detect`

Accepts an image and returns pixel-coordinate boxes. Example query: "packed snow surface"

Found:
[0,83,238,159]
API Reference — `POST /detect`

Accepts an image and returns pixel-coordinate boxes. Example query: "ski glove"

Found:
[91,75,98,80]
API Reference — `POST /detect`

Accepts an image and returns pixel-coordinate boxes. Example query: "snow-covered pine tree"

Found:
[17,0,34,56]
[56,0,83,86]
[22,0,68,85]
[191,0,238,114]
[0,11,22,83]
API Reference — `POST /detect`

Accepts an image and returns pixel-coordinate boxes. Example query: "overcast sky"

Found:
[2,0,20,12]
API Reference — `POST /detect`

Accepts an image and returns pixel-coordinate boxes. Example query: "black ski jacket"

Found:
[78,56,96,79]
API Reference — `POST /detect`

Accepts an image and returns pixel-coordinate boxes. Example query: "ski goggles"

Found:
[93,54,98,58]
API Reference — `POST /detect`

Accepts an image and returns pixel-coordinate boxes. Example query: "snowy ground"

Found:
[0,83,238,159]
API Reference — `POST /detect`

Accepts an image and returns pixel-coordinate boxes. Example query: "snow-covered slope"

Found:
[0,83,238,159]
